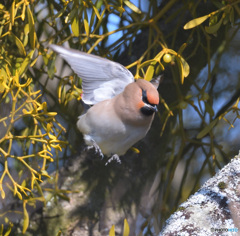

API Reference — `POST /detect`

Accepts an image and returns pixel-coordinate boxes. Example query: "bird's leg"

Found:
[86,139,104,159]
[105,154,121,166]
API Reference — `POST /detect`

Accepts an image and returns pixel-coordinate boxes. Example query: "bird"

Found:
[49,44,160,164]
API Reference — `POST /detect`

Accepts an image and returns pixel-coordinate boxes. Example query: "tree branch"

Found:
[160,155,240,235]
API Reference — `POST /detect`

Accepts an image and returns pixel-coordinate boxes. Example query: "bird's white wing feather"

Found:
[49,44,134,105]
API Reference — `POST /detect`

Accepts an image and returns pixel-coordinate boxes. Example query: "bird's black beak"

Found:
[152,104,158,112]
[141,104,158,116]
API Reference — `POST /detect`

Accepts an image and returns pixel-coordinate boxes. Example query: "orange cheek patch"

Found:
[147,92,159,105]
[137,101,145,109]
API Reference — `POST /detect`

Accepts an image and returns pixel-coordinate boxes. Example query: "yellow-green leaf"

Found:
[56,230,62,236]
[4,223,12,236]
[10,0,15,27]
[176,57,184,84]
[230,7,234,24]
[178,43,187,55]
[84,18,89,36]
[131,147,140,154]
[27,6,36,49]
[71,15,80,36]
[124,0,141,14]
[22,202,29,234]
[205,102,214,117]
[109,225,115,236]
[57,192,70,201]
[93,6,101,19]
[123,219,130,236]
[184,15,210,30]
[16,191,22,200]
[145,60,157,81]
[18,50,35,76]
[180,57,190,78]
[205,17,223,34]
[53,5,67,19]
[9,33,26,56]
[197,119,218,139]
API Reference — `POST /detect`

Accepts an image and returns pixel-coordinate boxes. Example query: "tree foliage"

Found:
[0,0,240,235]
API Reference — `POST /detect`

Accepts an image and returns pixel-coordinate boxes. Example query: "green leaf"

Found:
[9,33,26,56]
[4,222,12,236]
[178,43,187,55]
[56,230,62,236]
[109,225,115,236]
[22,202,29,234]
[53,5,67,19]
[197,119,218,139]
[123,219,130,236]
[180,56,190,78]
[71,14,80,36]
[176,56,184,84]
[18,50,35,77]
[84,18,89,36]
[27,6,36,49]
[47,56,56,79]
[124,0,141,14]
[230,7,234,24]
[57,192,70,201]
[184,15,210,30]
[145,60,157,81]
[205,17,223,34]
[205,102,214,117]
[10,0,15,27]
[92,6,101,20]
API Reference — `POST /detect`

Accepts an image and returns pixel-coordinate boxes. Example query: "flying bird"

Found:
[50,44,160,163]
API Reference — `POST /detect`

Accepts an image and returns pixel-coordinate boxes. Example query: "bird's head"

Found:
[135,79,159,116]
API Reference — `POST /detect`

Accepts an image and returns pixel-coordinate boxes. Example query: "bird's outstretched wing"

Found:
[49,44,134,105]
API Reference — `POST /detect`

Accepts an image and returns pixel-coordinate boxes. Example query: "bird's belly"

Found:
[90,124,149,156]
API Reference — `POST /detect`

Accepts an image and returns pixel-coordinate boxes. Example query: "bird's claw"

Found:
[86,141,104,159]
[105,154,121,166]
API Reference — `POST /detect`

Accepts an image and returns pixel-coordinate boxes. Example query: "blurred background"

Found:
[1,0,240,235]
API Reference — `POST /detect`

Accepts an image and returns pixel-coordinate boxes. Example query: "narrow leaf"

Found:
[27,6,36,49]
[9,33,26,56]
[205,17,223,34]
[10,0,15,27]
[71,16,79,36]
[184,15,210,30]
[123,219,130,236]
[145,60,157,81]
[22,202,29,234]
[131,147,140,154]
[180,56,190,78]
[18,50,35,76]
[84,18,89,36]
[4,223,12,236]
[178,43,187,55]
[176,57,184,84]
[197,119,218,139]
[93,6,101,19]
[109,225,115,236]
[124,0,141,14]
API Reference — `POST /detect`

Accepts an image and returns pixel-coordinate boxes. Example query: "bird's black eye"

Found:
[141,89,158,116]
